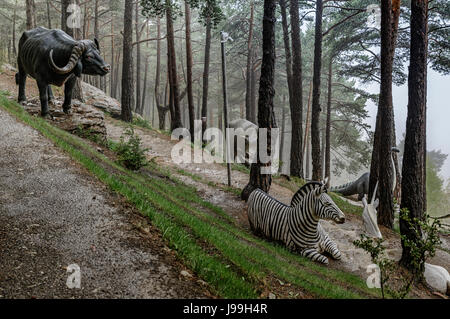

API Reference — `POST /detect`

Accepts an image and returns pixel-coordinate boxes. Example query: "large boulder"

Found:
[21,97,107,139]
[82,82,121,118]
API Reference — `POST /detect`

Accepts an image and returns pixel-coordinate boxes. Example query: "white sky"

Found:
[363,69,450,182]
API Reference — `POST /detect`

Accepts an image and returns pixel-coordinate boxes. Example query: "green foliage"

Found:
[114,127,149,170]
[399,209,442,279]
[354,210,441,299]
[140,0,224,27]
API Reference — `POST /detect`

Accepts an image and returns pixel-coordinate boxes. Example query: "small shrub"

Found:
[115,127,148,170]
[353,209,441,299]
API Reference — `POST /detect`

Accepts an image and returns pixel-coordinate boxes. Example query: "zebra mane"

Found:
[290,182,324,208]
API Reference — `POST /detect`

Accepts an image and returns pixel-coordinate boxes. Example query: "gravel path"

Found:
[0,107,210,299]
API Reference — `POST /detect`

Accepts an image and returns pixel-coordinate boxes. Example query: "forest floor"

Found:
[0,66,448,299]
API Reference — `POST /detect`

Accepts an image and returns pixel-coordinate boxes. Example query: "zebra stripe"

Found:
[247,184,345,264]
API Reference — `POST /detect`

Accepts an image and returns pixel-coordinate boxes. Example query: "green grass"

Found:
[0,93,380,299]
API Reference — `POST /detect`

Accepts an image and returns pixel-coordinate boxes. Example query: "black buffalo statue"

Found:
[16,27,110,116]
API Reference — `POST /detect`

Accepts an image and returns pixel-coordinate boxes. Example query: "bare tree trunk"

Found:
[325,59,332,187]
[245,1,255,121]
[135,1,142,114]
[289,0,304,179]
[369,0,401,228]
[250,52,257,123]
[121,0,133,122]
[12,0,17,62]
[46,0,52,29]
[166,6,182,131]
[26,0,36,30]
[400,0,428,273]
[155,18,169,130]
[185,1,195,143]
[242,0,277,200]
[110,14,115,97]
[311,0,323,181]
[141,23,150,114]
[201,16,212,143]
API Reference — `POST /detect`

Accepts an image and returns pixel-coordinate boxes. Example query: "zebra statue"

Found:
[247,182,345,264]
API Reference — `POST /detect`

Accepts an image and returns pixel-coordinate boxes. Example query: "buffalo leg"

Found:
[63,75,76,114]
[37,80,49,117]
[47,86,55,105]
[17,61,27,104]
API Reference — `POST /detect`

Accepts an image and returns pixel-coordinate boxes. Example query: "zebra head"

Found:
[313,184,346,224]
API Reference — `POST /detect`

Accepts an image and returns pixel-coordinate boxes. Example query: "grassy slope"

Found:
[0,93,380,299]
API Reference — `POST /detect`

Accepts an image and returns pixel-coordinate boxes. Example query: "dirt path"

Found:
[0,107,211,299]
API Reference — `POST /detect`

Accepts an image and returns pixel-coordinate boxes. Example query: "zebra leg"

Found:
[300,248,329,265]
[319,235,342,260]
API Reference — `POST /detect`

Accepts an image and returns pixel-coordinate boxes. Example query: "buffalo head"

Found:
[49,38,110,77]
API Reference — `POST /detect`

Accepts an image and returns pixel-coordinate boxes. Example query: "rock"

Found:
[268,292,276,299]
[424,263,450,295]
[82,82,121,118]
[19,96,107,139]
[180,270,193,278]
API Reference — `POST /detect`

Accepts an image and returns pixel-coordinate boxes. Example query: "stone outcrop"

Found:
[21,97,107,139]
[82,82,121,118]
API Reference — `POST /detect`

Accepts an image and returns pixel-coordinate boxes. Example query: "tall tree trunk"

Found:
[250,52,257,123]
[289,0,304,179]
[141,23,150,114]
[135,1,142,114]
[185,1,195,143]
[110,14,115,97]
[280,102,286,174]
[12,0,17,61]
[400,0,428,273]
[245,1,255,121]
[242,0,277,201]
[325,59,332,187]
[369,0,401,228]
[94,0,100,89]
[166,6,182,131]
[155,18,169,130]
[26,0,36,30]
[46,0,52,29]
[311,0,323,181]
[121,0,133,122]
[201,16,212,143]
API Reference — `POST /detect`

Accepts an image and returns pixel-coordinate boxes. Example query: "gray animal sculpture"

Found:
[331,147,400,201]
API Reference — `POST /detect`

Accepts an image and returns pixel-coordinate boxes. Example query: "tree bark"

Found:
[166,6,183,131]
[121,0,134,122]
[400,0,428,272]
[26,0,36,30]
[155,18,169,130]
[135,1,142,114]
[201,16,212,143]
[369,0,401,228]
[242,0,277,201]
[325,59,332,187]
[185,1,195,143]
[245,1,255,122]
[311,0,323,181]
[289,0,304,179]
[46,0,52,29]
